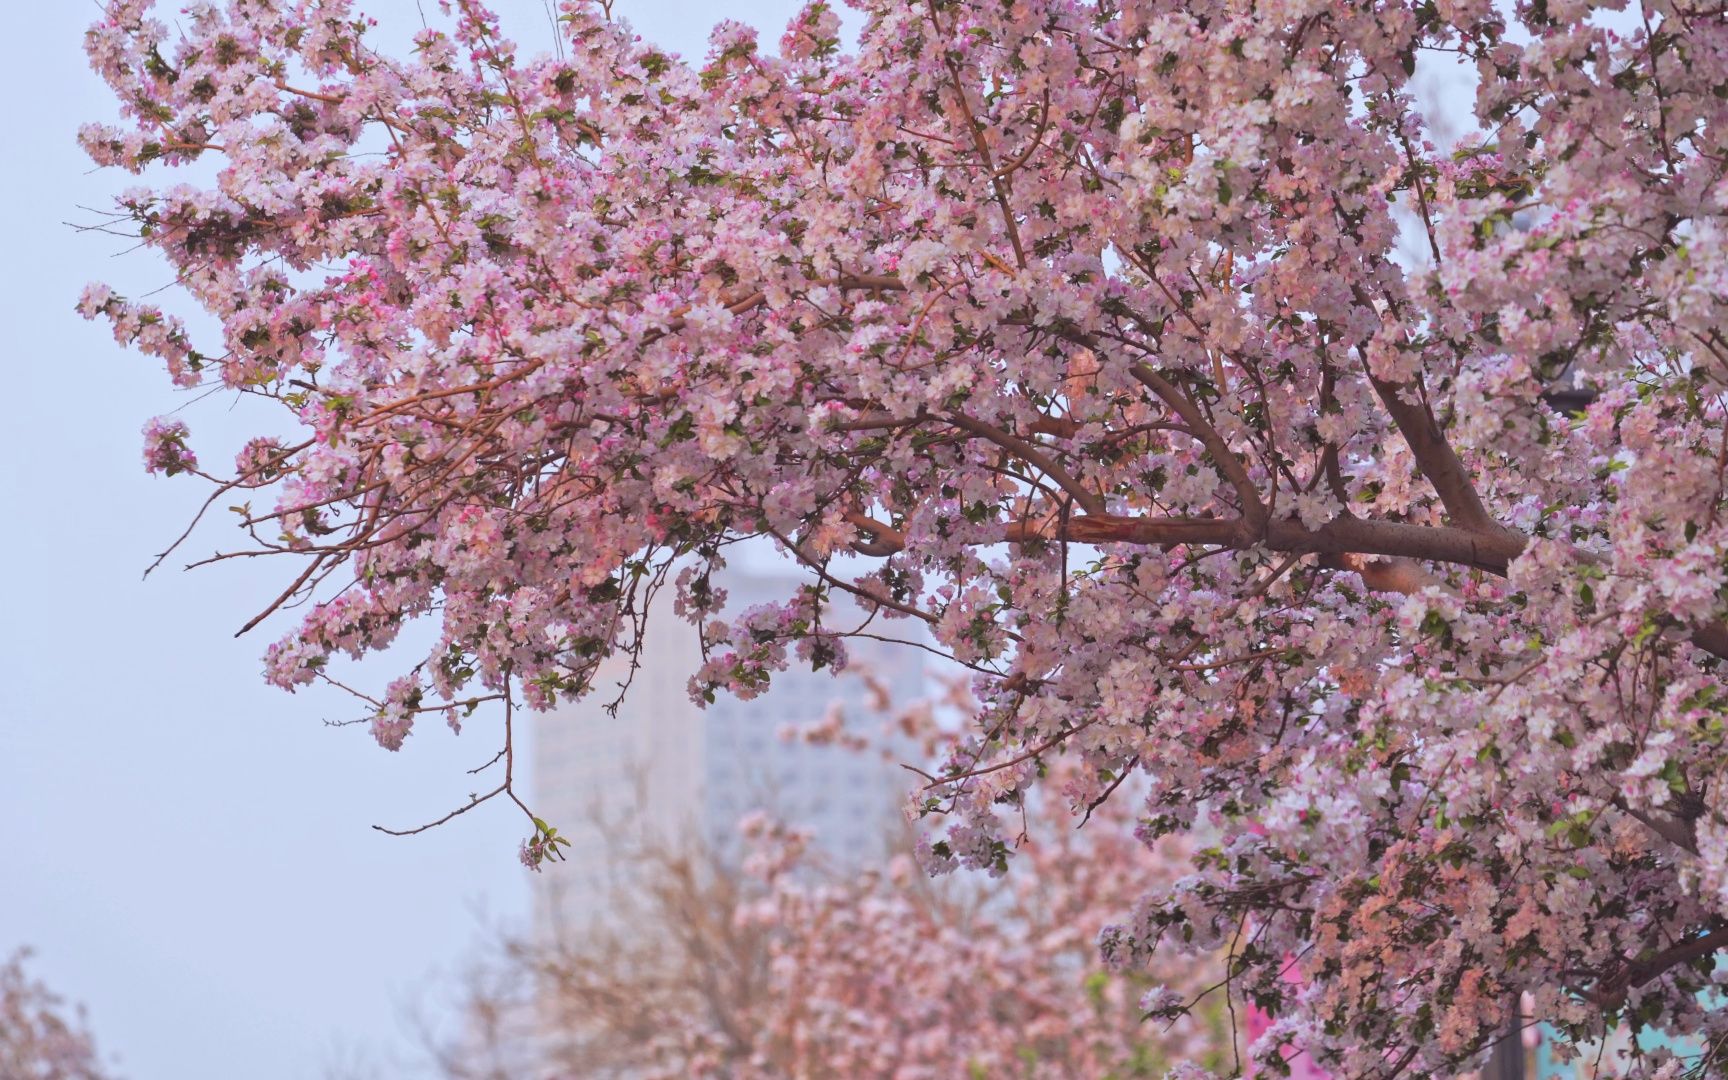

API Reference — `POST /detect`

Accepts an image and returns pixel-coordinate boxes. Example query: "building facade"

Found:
[527,558,928,935]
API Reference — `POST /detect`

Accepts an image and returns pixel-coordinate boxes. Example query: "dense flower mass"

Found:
[81,0,1728,1074]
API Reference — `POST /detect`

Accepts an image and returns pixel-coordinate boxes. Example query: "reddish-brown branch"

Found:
[1003,511,1526,573]
[233,552,331,637]
[929,0,1028,270]
[1367,373,1502,535]
[1580,925,1728,1008]
[843,511,905,557]
[372,782,507,836]
[946,412,1107,516]
[928,715,1103,789]
[1004,513,1240,548]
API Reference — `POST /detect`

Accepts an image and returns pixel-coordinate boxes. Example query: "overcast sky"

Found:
[0,2,829,1076]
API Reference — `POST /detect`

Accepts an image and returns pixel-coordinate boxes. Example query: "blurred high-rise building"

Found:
[527,557,928,936]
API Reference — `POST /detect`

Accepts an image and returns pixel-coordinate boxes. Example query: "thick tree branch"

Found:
[843,510,905,557]
[1368,373,1503,536]
[1614,798,1701,856]
[1013,512,1728,662]
[1004,514,1242,548]
[1582,925,1728,1008]
[1006,512,1526,574]
[1627,926,1728,989]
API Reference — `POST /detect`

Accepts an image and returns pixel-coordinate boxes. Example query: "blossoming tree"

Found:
[80,0,1728,1074]
[440,689,1221,1079]
[0,950,116,1080]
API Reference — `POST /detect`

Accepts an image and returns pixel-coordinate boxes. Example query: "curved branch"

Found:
[843,510,905,557]
[1127,363,1268,529]
[1581,924,1728,1008]
[946,412,1107,516]
[1367,373,1501,535]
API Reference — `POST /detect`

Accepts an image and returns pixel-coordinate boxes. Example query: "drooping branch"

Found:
[1003,513,1242,548]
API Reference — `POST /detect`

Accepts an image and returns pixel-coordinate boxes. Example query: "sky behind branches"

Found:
[0,2,829,1076]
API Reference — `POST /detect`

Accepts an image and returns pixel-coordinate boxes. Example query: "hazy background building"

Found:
[528,556,930,935]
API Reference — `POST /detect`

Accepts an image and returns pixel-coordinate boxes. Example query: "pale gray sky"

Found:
[0,2,826,1076]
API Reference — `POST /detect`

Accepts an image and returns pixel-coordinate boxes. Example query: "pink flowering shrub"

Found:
[441,693,1221,1079]
[0,950,117,1080]
[80,0,1728,1073]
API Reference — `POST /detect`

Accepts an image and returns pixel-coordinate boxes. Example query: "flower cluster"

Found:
[139,416,196,476]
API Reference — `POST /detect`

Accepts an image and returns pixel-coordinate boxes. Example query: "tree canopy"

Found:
[80,0,1728,1074]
